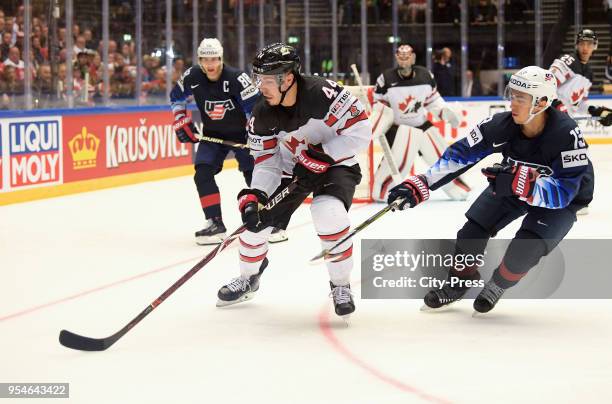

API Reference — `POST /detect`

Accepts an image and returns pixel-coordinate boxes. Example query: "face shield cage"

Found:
[504,84,550,124]
[252,72,286,89]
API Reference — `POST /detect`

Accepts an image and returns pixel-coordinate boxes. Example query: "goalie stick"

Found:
[350,63,403,185]
[59,180,298,351]
[310,197,405,263]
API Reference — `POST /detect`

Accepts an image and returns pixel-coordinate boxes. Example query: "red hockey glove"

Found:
[292,145,335,192]
[237,188,269,232]
[173,112,199,143]
[387,175,430,210]
[481,163,539,199]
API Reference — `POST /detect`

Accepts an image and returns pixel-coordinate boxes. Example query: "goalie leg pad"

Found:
[420,125,471,201]
[311,195,353,286]
[373,125,422,202]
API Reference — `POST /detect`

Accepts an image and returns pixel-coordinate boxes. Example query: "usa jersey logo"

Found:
[204,99,235,120]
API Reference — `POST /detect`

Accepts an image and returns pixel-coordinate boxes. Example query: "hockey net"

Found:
[303,85,380,204]
[345,85,377,203]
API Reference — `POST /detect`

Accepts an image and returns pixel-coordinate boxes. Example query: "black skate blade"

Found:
[59,329,112,351]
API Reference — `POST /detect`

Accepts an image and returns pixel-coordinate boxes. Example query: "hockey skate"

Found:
[472,280,506,315]
[268,227,289,243]
[216,259,268,307]
[421,273,480,312]
[329,282,355,320]
[195,217,227,245]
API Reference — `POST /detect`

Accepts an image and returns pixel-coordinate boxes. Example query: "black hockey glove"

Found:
[481,163,539,199]
[292,145,335,192]
[172,112,199,143]
[588,105,612,127]
[387,175,430,210]
[237,188,269,232]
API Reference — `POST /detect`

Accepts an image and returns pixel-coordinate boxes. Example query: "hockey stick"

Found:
[59,180,298,351]
[196,130,249,149]
[310,197,405,264]
[350,64,403,185]
[573,116,601,122]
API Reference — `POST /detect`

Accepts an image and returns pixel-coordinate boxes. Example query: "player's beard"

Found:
[398,65,412,77]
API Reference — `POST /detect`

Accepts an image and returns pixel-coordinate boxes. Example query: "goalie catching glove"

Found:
[481,163,539,199]
[237,188,268,231]
[588,105,612,127]
[292,144,335,192]
[387,175,430,210]
[173,112,199,143]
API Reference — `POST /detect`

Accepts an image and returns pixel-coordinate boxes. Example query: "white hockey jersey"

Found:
[373,65,450,128]
[247,75,372,197]
[549,53,593,116]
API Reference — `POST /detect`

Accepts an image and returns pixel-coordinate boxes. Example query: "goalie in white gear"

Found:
[371,43,471,202]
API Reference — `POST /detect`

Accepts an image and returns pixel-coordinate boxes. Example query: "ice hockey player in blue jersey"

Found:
[387,66,594,314]
[170,38,259,245]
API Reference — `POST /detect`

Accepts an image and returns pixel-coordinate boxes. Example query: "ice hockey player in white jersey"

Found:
[550,28,612,126]
[387,66,594,314]
[371,43,470,202]
[549,29,601,215]
[170,38,259,245]
[215,43,372,318]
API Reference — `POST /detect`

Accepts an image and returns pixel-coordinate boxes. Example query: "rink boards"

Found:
[1,95,612,205]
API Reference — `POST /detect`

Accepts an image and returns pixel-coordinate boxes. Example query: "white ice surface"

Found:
[1,146,612,404]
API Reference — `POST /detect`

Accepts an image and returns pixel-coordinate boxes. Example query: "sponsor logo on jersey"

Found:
[349,104,360,118]
[561,148,589,168]
[466,127,483,147]
[240,85,258,100]
[67,127,100,170]
[505,157,553,176]
[204,99,235,120]
[8,118,62,189]
[248,134,264,151]
[330,91,351,116]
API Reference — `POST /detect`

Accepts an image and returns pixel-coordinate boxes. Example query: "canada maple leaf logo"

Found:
[284,136,305,154]
[571,88,585,104]
[398,95,415,113]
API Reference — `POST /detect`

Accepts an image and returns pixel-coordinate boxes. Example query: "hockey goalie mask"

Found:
[198,38,223,77]
[504,66,557,124]
[395,44,416,76]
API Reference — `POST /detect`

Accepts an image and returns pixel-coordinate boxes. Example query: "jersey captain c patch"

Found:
[205,99,236,120]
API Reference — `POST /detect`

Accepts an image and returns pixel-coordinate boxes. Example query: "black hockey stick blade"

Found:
[59,329,116,351]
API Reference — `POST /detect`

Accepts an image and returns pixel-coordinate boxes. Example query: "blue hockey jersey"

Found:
[170,64,259,142]
[424,108,594,209]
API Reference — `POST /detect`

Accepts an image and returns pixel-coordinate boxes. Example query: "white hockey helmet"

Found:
[197,38,223,60]
[505,65,557,123]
